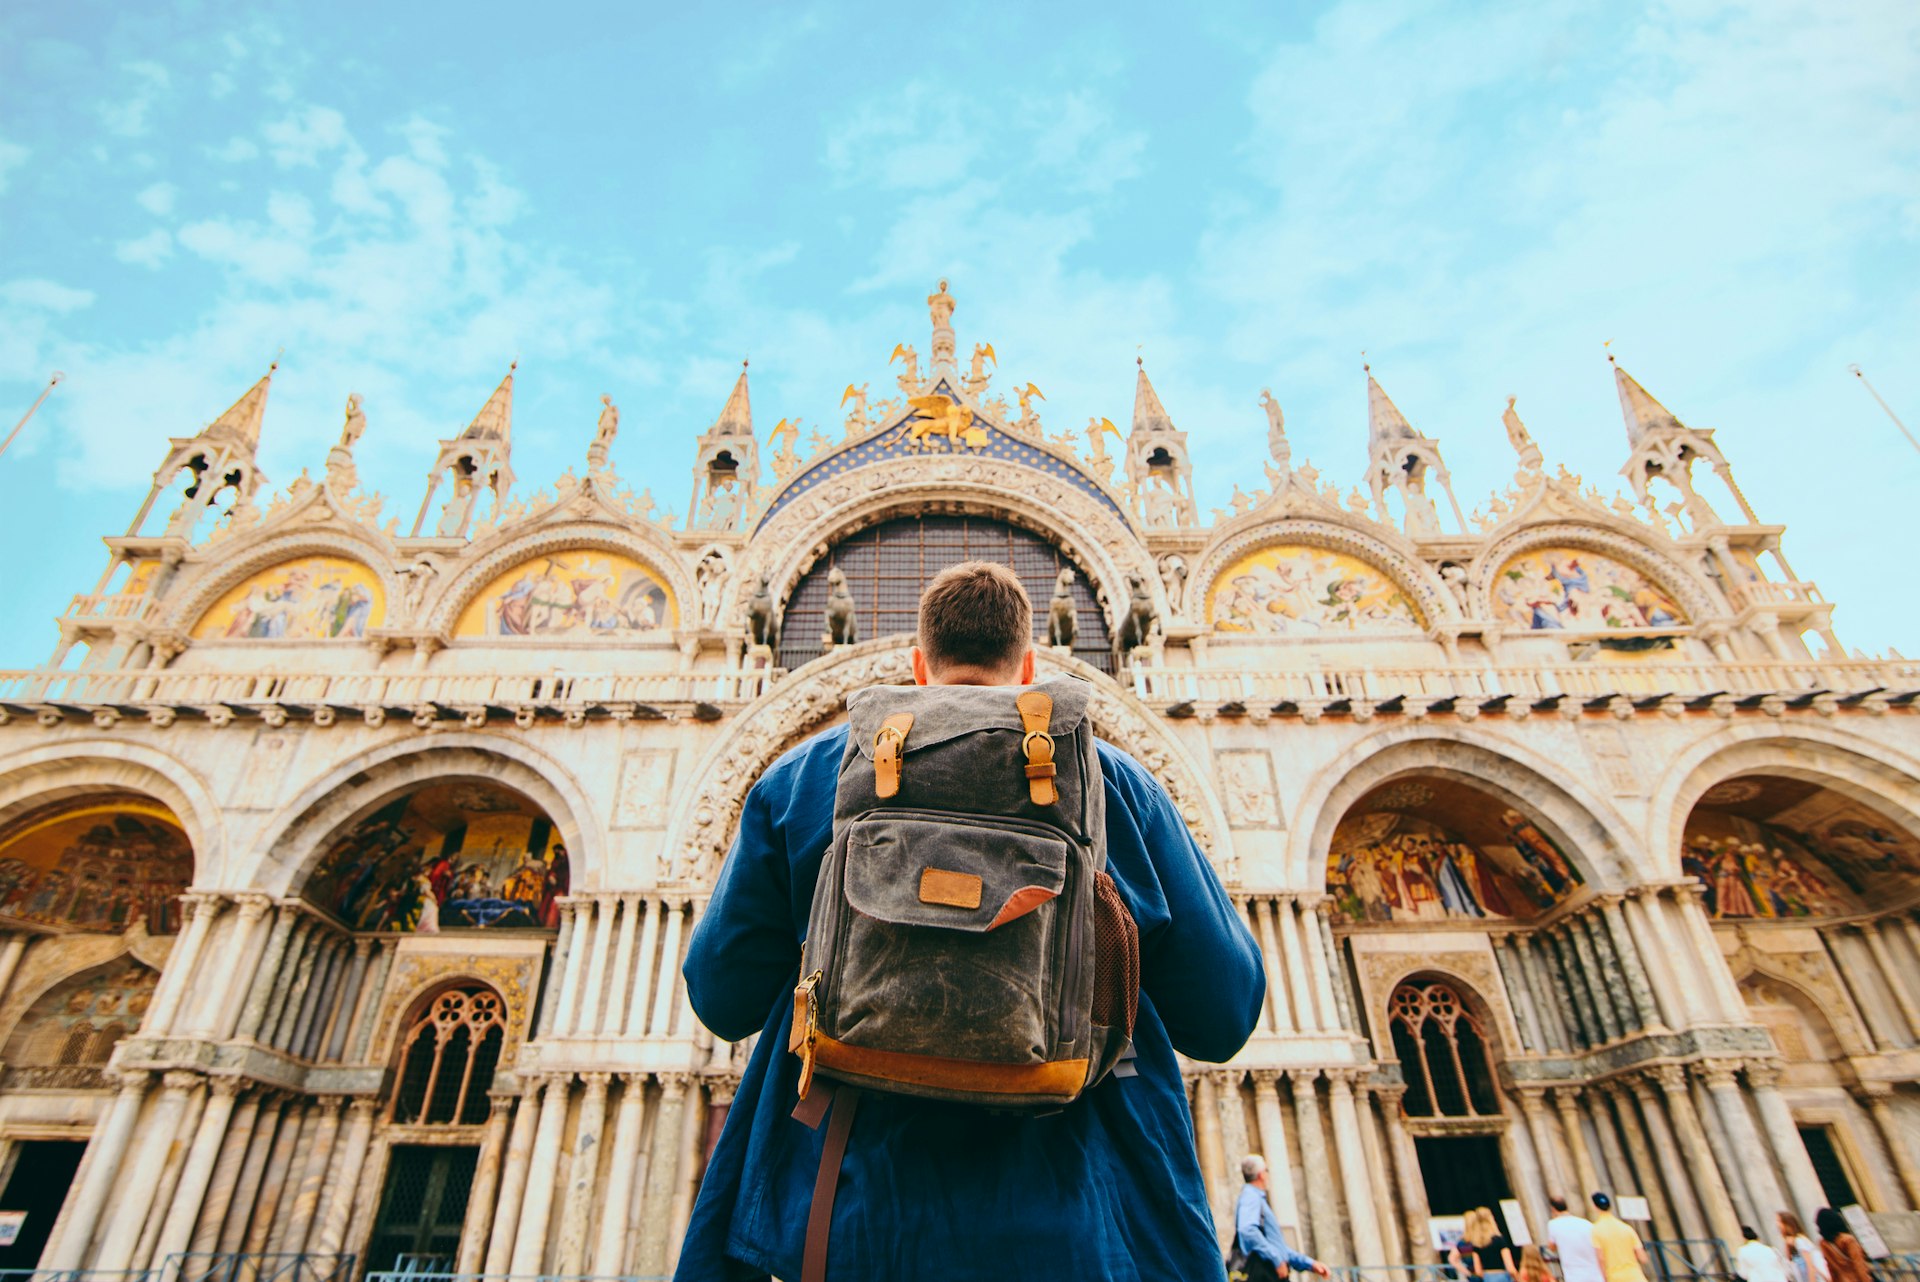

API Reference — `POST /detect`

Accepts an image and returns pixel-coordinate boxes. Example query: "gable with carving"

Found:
[454,548,677,638]
[191,555,385,640]
[1206,543,1424,634]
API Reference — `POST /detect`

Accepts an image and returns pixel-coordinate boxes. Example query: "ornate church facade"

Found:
[0,282,1916,1275]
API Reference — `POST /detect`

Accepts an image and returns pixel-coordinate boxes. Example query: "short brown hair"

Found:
[918,561,1032,672]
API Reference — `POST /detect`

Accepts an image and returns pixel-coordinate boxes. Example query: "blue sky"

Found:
[1,0,1915,667]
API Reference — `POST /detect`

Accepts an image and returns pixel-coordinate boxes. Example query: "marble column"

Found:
[511,1075,573,1274]
[594,1075,650,1274]
[147,896,223,1034]
[1249,1071,1302,1239]
[554,899,594,1033]
[245,1099,313,1253]
[96,1070,197,1268]
[323,938,375,1060]
[1194,1073,1229,1241]
[1317,904,1358,1030]
[1328,1071,1386,1266]
[1543,930,1594,1047]
[1654,1065,1740,1240]
[349,942,395,1062]
[216,1095,287,1252]
[580,896,616,1035]
[484,1087,545,1276]
[290,936,345,1057]
[133,1079,205,1270]
[1278,899,1319,1031]
[1494,935,1546,1052]
[208,894,275,1038]
[1703,1063,1788,1228]
[1690,1069,1758,1230]
[1376,1086,1434,1263]
[43,1071,151,1268]
[1254,899,1296,1032]
[266,921,320,1048]
[0,932,28,1006]
[1553,1087,1602,1195]
[1301,901,1342,1033]
[286,1096,345,1252]
[1218,1071,1254,1223]
[1602,1084,1676,1242]
[1577,913,1632,1037]
[1856,1084,1920,1208]
[1677,886,1747,1020]
[637,1073,692,1276]
[151,1077,242,1262]
[649,899,688,1036]
[1628,1077,1708,1240]
[1499,1097,1551,1248]
[234,908,295,1042]
[626,897,663,1037]
[1622,891,1688,1030]
[1565,923,1622,1044]
[1819,930,1896,1051]
[313,1099,376,1257]
[188,1087,262,1253]
[455,1097,514,1273]
[1289,1072,1344,1261]
[1354,1088,1403,1264]
[666,1075,711,1263]
[1601,897,1663,1032]
[1587,1090,1633,1202]
[1745,1067,1826,1223]
[536,903,577,1038]
[603,893,642,1036]
[1519,1089,1569,1195]
[1861,924,1920,1039]
[1517,934,1570,1052]
[556,1072,612,1273]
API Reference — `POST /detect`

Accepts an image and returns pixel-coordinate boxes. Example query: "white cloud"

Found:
[135,182,177,216]
[0,135,27,194]
[263,105,349,167]
[114,228,174,268]
[210,137,260,163]
[99,61,172,137]
[0,280,96,313]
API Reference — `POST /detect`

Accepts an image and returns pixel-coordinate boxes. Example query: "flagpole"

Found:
[0,372,64,461]
[1849,364,1920,457]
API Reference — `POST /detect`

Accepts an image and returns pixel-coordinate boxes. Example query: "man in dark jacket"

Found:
[676,560,1266,1280]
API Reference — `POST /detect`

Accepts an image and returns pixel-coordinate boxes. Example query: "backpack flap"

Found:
[845,676,1092,762]
[844,814,1067,933]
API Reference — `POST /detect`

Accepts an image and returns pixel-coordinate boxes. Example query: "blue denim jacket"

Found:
[675,726,1265,1281]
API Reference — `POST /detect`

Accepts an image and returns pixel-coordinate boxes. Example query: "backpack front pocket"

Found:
[830,814,1068,1063]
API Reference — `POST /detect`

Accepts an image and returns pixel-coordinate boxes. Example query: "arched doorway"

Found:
[302,780,568,933]
[776,513,1113,673]
[1389,977,1517,1232]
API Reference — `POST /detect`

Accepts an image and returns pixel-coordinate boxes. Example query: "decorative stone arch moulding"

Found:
[1728,950,1872,1060]
[425,519,696,638]
[367,960,537,1069]
[0,739,227,885]
[251,732,601,898]
[658,640,1233,888]
[162,528,399,636]
[1290,723,1642,892]
[1353,953,1522,1063]
[1469,519,1717,626]
[1649,721,1920,882]
[737,458,1159,629]
[1185,516,1453,631]
[0,936,171,1057]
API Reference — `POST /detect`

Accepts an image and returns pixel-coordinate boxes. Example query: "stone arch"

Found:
[251,733,602,899]
[1732,957,1866,1063]
[1650,722,1920,882]
[659,639,1234,888]
[737,459,1160,634]
[161,528,398,637]
[1471,520,1716,629]
[1293,726,1641,892]
[0,741,224,885]
[0,951,159,1068]
[426,520,695,639]
[1187,517,1450,633]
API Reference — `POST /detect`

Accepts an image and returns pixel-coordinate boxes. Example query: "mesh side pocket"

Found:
[1091,870,1140,1038]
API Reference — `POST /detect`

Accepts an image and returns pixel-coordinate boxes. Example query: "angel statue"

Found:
[588,395,619,472]
[1259,388,1289,473]
[890,343,921,394]
[1503,395,1544,476]
[840,383,873,438]
[1013,382,1045,437]
[1083,416,1120,480]
[768,417,802,479]
[326,393,366,492]
[963,342,997,397]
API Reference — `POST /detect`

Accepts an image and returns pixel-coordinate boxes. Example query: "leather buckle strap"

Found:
[1015,690,1057,806]
[801,1085,862,1282]
[872,712,913,799]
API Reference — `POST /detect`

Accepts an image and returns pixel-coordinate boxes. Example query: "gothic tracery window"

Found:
[387,985,505,1126]
[1389,981,1501,1117]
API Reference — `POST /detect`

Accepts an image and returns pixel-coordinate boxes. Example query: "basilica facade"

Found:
[0,283,1916,1276]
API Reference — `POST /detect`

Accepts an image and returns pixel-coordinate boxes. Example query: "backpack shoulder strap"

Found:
[1015,689,1057,806]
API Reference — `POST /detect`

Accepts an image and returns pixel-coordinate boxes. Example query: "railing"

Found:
[1729,580,1825,610]
[1330,1267,1457,1282]
[60,594,159,624]
[363,1273,669,1282]
[168,1257,355,1282]
[1130,659,1920,707]
[1648,1239,1734,1282]
[0,668,775,713]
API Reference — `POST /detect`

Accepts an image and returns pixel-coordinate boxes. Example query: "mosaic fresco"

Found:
[192,556,384,639]
[1493,547,1685,632]
[1328,781,1584,924]
[2,957,158,1066]
[1684,776,1920,917]
[304,781,567,931]
[1207,544,1421,635]
[454,550,676,638]
[0,799,192,934]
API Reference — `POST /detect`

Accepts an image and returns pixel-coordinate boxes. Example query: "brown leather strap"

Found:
[1015,690,1057,805]
[873,712,913,799]
[802,1086,861,1282]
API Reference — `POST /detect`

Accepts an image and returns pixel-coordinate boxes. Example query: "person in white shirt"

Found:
[1737,1225,1789,1282]
[1546,1194,1605,1282]
[1778,1211,1830,1282]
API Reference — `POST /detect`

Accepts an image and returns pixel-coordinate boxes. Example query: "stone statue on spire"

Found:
[1503,395,1543,478]
[589,395,619,473]
[326,393,365,493]
[1260,388,1289,476]
[928,279,957,374]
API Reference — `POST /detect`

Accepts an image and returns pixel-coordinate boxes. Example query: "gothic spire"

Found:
[713,360,753,437]
[462,362,516,442]
[201,362,276,452]
[1130,358,1176,435]
[1609,354,1685,447]
[1365,365,1417,452]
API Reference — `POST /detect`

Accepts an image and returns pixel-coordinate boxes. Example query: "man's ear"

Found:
[1018,648,1036,684]
[911,647,932,686]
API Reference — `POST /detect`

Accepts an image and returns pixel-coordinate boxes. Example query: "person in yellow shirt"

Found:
[1590,1192,1651,1282]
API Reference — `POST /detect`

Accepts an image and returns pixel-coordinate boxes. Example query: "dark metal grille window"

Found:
[387,986,504,1126]
[365,1144,478,1273]
[1798,1124,1860,1207]
[778,515,1112,673]
[1390,981,1501,1117]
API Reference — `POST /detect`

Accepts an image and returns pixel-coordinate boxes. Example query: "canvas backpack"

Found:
[791,673,1140,1111]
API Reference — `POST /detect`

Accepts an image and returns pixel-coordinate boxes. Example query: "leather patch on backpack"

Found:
[918,867,983,909]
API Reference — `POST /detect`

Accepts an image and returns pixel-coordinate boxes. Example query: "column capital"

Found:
[1514,1085,1552,1113]
[558,900,581,924]
[1285,1068,1322,1094]
[1743,1060,1784,1090]
[1626,1074,1660,1102]
[347,1097,379,1121]
[233,892,275,922]
[1211,1067,1247,1090]
[579,1071,613,1091]
[657,1071,692,1099]
[706,1073,742,1107]
[1324,1067,1362,1092]
[1851,1080,1896,1104]
[350,935,376,959]
[1650,1063,1690,1094]
[620,1070,650,1089]
[665,894,692,911]
[160,1069,201,1093]
[1698,1061,1741,1090]
[207,1075,244,1098]
[1249,1069,1283,1094]
[1549,1085,1585,1111]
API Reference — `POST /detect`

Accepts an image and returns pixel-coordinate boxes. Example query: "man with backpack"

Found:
[676,560,1266,1280]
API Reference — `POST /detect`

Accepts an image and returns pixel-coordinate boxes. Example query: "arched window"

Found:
[778,514,1113,673]
[387,986,505,1126]
[1389,981,1500,1117]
